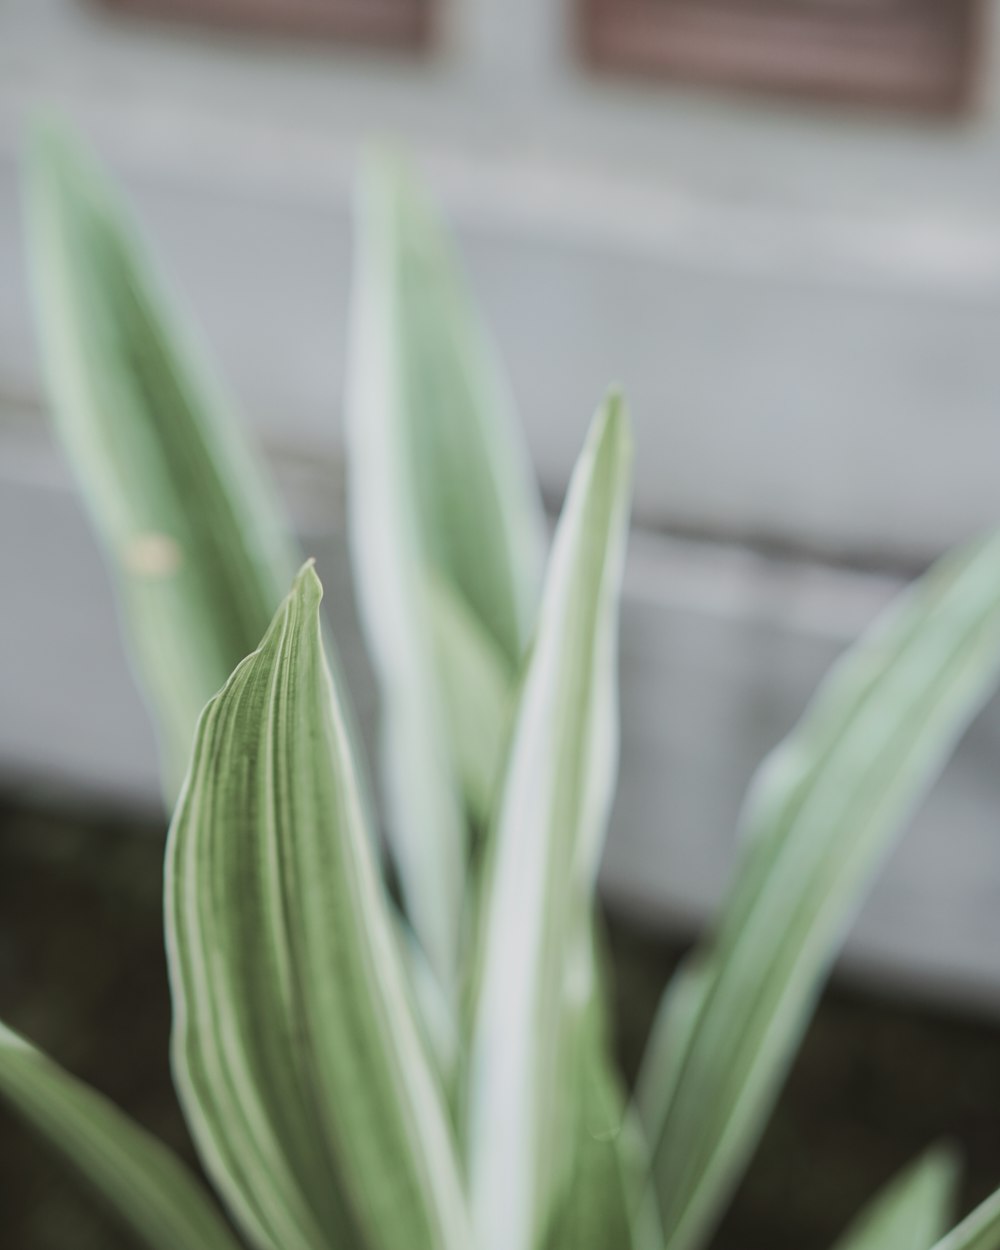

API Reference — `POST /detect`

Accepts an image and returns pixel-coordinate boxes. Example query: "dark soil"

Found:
[2,798,999,1250]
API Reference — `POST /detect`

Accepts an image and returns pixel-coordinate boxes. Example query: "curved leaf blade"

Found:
[830,1148,958,1250]
[640,532,1000,1250]
[166,564,469,1250]
[25,119,298,790]
[467,394,633,1250]
[345,151,544,988]
[0,1022,241,1250]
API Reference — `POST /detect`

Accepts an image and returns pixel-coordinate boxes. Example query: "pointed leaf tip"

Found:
[292,559,323,605]
[25,119,299,793]
[830,1146,959,1250]
[593,390,632,464]
[467,390,634,1250]
[167,554,468,1250]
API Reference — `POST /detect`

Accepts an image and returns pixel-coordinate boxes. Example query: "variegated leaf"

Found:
[640,531,1000,1250]
[0,1021,241,1250]
[26,119,297,791]
[166,564,469,1250]
[467,394,632,1250]
[345,151,544,989]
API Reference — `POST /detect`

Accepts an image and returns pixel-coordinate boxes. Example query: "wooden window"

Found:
[99,0,431,49]
[580,0,984,113]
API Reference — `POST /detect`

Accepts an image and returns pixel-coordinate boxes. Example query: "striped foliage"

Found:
[25,120,298,793]
[11,118,1000,1250]
[345,151,544,992]
[166,565,469,1250]
[640,531,1000,1250]
[0,1022,241,1250]
[467,396,634,1250]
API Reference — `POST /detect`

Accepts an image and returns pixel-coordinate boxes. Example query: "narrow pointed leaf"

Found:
[166,565,469,1250]
[25,120,298,790]
[830,1148,958,1250]
[350,151,544,665]
[640,531,1000,1250]
[345,151,544,987]
[933,1187,1000,1250]
[467,395,633,1250]
[0,1022,241,1250]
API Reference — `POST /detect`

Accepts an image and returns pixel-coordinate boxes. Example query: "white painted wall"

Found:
[3,1,1000,556]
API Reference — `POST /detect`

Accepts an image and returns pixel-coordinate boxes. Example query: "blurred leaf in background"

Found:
[25,120,298,795]
[10,117,1000,1250]
[346,152,545,993]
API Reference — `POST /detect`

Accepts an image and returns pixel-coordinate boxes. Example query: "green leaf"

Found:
[425,570,514,827]
[166,564,469,1250]
[467,394,633,1250]
[830,1148,958,1250]
[544,1002,635,1250]
[545,954,664,1250]
[345,150,544,988]
[933,1187,1000,1250]
[639,531,1000,1250]
[635,962,709,1150]
[0,1021,242,1250]
[25,118,298,791]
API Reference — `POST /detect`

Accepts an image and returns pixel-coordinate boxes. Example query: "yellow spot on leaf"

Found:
[124,532,183,578]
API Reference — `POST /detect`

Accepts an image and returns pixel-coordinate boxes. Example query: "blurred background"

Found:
[3,1,1000,1246]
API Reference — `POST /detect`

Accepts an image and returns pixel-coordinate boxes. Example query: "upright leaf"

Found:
[830,1148,958,1250]
[467,395,633,1250]
[546,923,664,1250]
[166,565,469,1250]
[345,151,544,988]
[639,531,1000,1250]
[25,120,298,789]
[544,978,656,1250]
[0,1022,242,1250]
[424,571,514,828]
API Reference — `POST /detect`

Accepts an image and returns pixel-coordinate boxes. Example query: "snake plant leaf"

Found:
[933,1187,1000,1250]
[467,394,633,1250]
[639,531,1000,1250]
[544,977,653,1250]
[425,571,514,828]
[166,564,469,1250]
[25,119,298,792]
[345,150,544,989]
[635,962,708,1150]
[830,1148,958,1250]
[545,1051,633,1250]
[0,1022,242,1250]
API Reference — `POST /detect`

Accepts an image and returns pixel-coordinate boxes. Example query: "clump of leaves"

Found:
[4,120,1000,1250]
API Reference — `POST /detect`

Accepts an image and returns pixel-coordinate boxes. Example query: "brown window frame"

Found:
[99,0,432,50]
[579,0,985,114]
